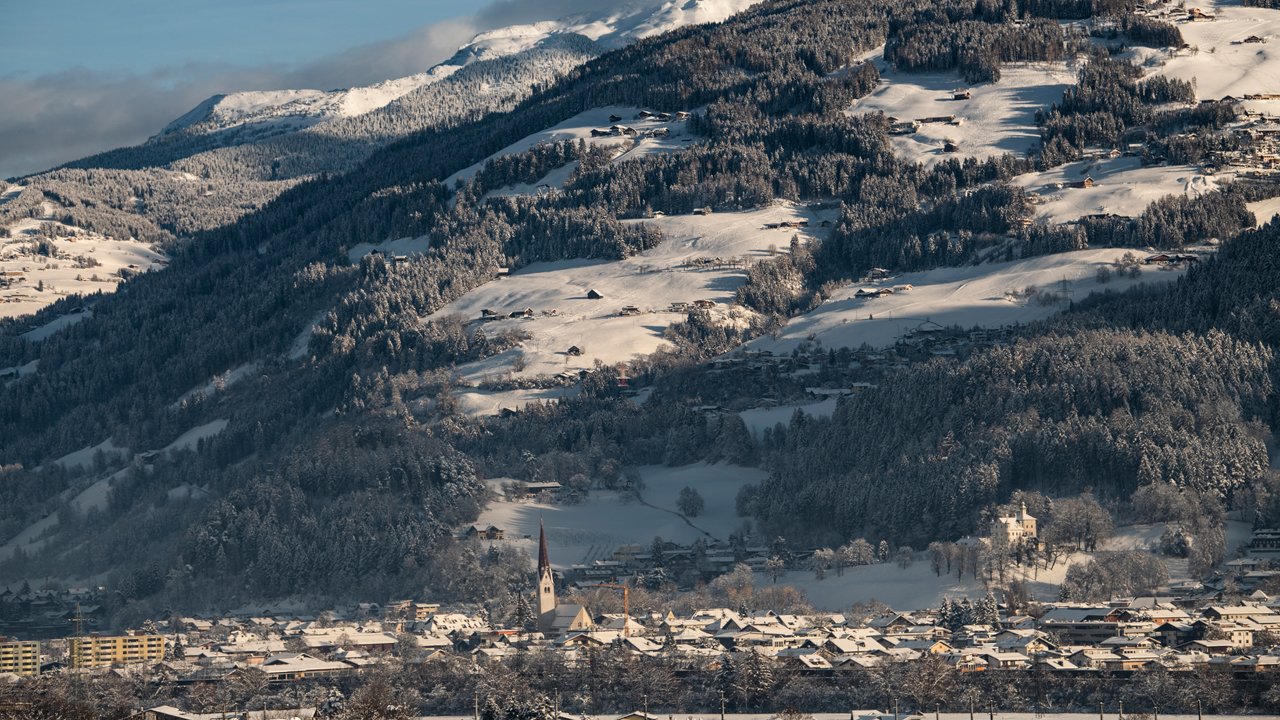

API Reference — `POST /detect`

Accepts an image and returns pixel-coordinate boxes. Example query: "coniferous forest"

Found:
[0,0,1278,636]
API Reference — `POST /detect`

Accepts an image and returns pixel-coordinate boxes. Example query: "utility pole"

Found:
[1119,700,1124,720]
[969,699,975,720]
[719,691,726,720]
[1196,699,1203,720]
[474,690,479,720]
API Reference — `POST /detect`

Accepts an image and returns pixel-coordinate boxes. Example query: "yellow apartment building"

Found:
[0,640,40,676]
[69,634,165,669]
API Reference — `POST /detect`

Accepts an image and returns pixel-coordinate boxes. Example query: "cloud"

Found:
[0,18,476,180]
[0,0,639,178]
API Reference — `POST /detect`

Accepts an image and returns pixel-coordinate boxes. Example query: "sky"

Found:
[0,0,596,178]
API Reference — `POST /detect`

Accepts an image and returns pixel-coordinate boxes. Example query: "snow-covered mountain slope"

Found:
[159,0,762,141]
[743,247,1194,356]
[1137,0,1280,105]
[159,67,462,137]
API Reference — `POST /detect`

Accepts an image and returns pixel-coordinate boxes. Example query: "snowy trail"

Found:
[634,490,719,542]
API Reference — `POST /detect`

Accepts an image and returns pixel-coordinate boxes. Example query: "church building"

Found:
[536,520,592,636]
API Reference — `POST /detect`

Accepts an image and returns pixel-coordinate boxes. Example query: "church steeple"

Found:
[538,518,551,575]
[536,519,556,621]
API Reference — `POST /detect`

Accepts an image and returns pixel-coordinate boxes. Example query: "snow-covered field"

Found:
[739,399,839,437]
[849,61,1077,166]
[746,248,1188,356]
[1146,0,1280,103]
[1248,195,1280,226]
[444,106,698,189]
[451,386,580,417]
[432,202,835,397]
[1014,156,1224,224]
[476,463,766,568]
[1,208,163,320]
[761,521,1253,611]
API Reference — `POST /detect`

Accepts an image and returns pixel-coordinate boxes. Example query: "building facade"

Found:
[993,502,1037,544]
[0,640,40,676]
[69,634,165,669]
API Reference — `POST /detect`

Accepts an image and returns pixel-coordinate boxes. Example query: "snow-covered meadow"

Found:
[1,203,164,321]
[745,247,1191,356]
[477,463,766,569]
[430,202,835,408]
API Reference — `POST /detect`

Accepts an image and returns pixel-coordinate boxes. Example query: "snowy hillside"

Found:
[428,201,834,412]
[745,248,1194,356]
[849,58,1077,166]
[0,192,164,320]
[159,68,462,137]
[1140,0,1280,104]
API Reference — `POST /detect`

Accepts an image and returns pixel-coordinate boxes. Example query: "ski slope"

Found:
[746,248,1190,355]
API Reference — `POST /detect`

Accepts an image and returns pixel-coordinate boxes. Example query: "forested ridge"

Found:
[0,0,1277,616]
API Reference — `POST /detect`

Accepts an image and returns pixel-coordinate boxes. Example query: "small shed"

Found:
[566,346,583,356]
[586,289,604,300]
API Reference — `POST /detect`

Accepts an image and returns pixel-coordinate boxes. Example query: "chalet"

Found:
[675,111,691,121]
[1071,176,1095,189]
[466,525,506,541]
[943,139,960,153]
[608,114,623,122]
[508,308,534,319]
[480,308,498,319]
[1187,7,1215,20]
[692,299,717,309]
[918,115,956,124]
[636,111,656,119]
[566,345,583,356]
[692,206,713,216]
[585,289,604,300]
[868,267,891,280]
[619,305,642,316]
[855,288,892,298]
[890,120,920,135]
[524,481,562,497]
[668,301,691,313]
[952,89,972,100]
